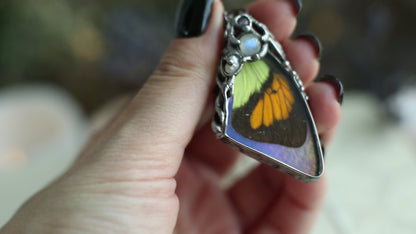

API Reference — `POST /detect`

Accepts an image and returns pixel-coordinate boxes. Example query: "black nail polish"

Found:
[292,0,303,15]
[321,142,326,158]
[175,0,214,38]
[296,33,322,59]
[315,75,344,105]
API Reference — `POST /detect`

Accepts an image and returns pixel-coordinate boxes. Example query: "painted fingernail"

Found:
[320,141,326,158]
[291,0,303,15]
[315,75,344,105]
[175,0,214,38]
[295,33,322,59]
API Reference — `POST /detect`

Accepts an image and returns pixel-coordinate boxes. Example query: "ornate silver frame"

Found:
[212,11,323,183]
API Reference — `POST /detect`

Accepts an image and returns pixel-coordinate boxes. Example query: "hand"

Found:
[0,0,342,233]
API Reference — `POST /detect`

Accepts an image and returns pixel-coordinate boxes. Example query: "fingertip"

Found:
[153,0,224,91]
[284,173,328,207]
[294,33,323,60]
[175,0,224,38]
[283,39,320,85]
[307,82,342,134]
[247,0,297,41]
[315,75,344,105]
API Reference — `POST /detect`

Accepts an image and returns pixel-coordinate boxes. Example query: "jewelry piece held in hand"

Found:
[212,11,324,183]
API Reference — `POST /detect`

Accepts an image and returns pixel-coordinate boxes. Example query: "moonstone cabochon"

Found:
[239,34,262,56]
[225,52,323,176]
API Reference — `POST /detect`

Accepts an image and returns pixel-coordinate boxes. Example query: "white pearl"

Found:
[224,55,240,74]
[239,34,261,56]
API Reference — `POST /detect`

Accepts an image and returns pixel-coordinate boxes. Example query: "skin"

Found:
[0,0,341,234]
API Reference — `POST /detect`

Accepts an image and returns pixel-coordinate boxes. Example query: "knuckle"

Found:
[154,43,203,80]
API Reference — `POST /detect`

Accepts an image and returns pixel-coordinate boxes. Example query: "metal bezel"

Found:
[212,11,323,183]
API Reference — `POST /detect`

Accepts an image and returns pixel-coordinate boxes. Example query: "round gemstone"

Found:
[224,55,240,74]
[239,34,261,56]
[237,16,249,26]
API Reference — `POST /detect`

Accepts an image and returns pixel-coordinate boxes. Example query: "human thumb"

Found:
[76,0,224,182]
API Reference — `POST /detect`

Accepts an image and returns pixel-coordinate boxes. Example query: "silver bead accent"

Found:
[224,55,240,75]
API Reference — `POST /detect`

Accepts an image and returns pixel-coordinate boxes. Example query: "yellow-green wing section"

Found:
[233,60,270,109]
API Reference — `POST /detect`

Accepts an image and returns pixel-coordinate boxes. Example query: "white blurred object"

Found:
[0,84,88,226]
[313,92,416,234]
[387,85,416,140]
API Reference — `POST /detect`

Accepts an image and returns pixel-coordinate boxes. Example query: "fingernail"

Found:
[295,33,322,59]
[291,0,303,15]
[320,141,326,158]
[175,0,214,38]
[315,75,344,105]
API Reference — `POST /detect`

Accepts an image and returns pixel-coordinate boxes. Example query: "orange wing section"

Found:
[249,73,295,130]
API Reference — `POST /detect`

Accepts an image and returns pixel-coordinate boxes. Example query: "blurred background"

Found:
[1,0,415,233]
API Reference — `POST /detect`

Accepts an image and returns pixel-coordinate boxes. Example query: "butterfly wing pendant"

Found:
[213,11,324,183]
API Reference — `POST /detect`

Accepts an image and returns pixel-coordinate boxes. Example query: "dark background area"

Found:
[1,0,415,114]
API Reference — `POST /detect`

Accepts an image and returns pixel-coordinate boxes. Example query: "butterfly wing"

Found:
[231,53,308,147]
[215,12,324,182]
[232,59,270,109]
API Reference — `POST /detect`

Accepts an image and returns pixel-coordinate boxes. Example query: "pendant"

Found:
[212,11,324,183]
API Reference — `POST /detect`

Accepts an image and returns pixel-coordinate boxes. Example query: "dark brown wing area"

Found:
[231,53,308,147]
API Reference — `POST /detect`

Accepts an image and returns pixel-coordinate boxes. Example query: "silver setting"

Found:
[214,11,308,138]
[212,11,322,183]
[223,54,241,75]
